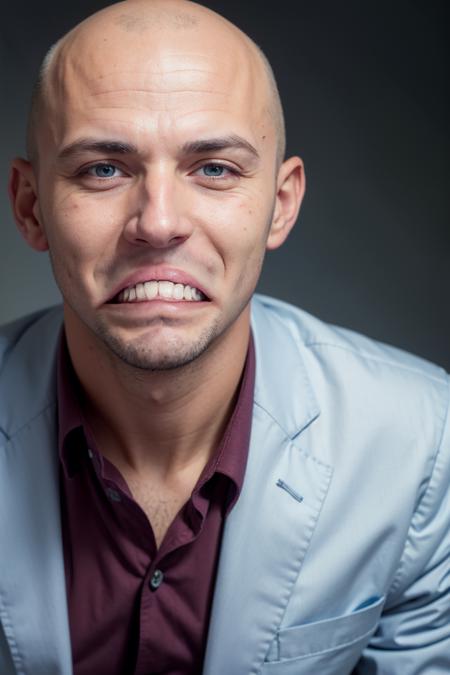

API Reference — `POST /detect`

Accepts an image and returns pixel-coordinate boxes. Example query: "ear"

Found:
[8,158,49,252]
[266,156,305,250]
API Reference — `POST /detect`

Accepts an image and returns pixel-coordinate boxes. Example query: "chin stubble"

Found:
[93,317,221,372]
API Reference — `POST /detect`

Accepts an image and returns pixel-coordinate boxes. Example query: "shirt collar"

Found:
[193,333,256,514]
[57,331,87,478]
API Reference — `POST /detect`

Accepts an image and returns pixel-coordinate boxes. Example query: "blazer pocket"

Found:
[264,595,385,664]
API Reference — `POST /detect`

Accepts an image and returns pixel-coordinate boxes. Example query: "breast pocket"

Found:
[261,595,385,675]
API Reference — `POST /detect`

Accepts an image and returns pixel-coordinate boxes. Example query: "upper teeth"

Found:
[117,280,204,303]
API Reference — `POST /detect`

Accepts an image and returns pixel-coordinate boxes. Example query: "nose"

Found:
[123,168,193,249]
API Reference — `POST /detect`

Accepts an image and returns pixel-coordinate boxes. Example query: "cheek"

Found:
[43,195,120,265]
[234,201,275,282]
[232,198,274,254]
[203,192,272,248]
[209,197,273,289]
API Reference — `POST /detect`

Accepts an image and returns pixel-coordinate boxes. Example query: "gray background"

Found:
[1,0,448,369]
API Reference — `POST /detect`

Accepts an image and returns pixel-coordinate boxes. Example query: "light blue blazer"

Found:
[0,295,449,674]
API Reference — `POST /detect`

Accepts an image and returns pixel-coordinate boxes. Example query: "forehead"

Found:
[43,26,274,152]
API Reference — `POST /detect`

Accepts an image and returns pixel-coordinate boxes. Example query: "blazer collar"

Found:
[251,295,321,437]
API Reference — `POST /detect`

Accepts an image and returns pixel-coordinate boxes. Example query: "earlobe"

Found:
[266,156,305,251]
[8,158,48,252]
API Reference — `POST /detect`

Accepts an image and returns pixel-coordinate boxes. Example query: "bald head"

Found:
[26,0,285,168]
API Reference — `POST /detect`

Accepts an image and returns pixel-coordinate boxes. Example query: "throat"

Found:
[116,459,205,549]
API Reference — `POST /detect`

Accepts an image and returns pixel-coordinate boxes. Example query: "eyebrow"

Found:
[181,135,260,159]
[57,134,260,161]
[58,139,138,160]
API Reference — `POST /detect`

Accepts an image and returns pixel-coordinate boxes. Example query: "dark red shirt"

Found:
[58,332,255,675]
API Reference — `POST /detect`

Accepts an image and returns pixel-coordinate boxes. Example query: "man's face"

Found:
[18,13,301,370]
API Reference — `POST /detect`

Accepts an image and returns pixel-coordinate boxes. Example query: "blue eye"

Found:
[88,164,118,178]
[202,164,226,177]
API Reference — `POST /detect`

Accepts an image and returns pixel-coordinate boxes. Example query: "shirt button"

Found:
[106,487,122,503]
[150,569,164,591]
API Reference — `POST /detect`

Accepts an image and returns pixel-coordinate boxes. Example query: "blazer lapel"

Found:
[203,297,333,674]
[0,308,71,674]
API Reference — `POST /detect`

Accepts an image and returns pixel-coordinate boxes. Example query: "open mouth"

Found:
[110,280,209,304]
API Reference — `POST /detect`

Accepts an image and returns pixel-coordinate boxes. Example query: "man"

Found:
[1,0,448,673]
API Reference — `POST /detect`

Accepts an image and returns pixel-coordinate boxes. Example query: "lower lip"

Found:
[105,299,208,313]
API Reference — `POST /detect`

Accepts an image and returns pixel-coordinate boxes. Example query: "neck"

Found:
[65,308,251,479]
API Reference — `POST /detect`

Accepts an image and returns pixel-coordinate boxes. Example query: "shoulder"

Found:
[251,293,449,466]
[251,293,448,387]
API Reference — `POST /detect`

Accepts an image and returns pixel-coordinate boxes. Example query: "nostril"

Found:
[130,233,189,249]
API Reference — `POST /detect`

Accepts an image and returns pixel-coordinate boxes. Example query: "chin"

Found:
[96,322,221,372]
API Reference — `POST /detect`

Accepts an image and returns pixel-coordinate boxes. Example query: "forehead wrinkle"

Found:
[58,50,240,103]
[69,90,234,118]
[88,88,229,97]
[87,89,227,100]
[67,50,249,93]
[58,50,256,118]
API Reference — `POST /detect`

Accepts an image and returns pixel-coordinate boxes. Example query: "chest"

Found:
[60,456,228,675]
[122,471,196,548]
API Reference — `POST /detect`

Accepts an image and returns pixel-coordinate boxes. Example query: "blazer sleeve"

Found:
[354,374,450,675]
